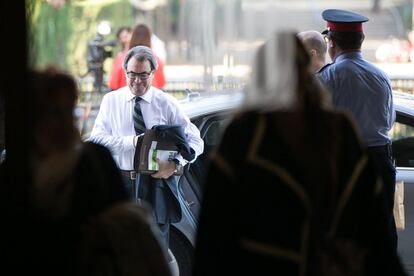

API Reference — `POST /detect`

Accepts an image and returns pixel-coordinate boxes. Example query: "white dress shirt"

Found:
[89,86,204,170]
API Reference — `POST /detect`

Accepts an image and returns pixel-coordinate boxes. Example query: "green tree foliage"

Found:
[28,0,72,70]
[70,0,134,77]
[27,0,134,77]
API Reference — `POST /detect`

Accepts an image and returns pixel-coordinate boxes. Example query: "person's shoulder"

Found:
[83,140,105,148]
[152,87,177,102]
[365,61,391,80]
[316,63,337,82]
[114,51,125,61]
[317,63,333,74]
[105,86,128,99]
[118,50,128,58]
[103,89,118,98]
[80,141,121,169]
[227,109,264,131]
[82,141,112,156]
[318,58,355,80]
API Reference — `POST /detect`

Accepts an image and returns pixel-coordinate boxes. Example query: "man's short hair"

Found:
[123,46,158,71]
[297,30,327,58]
[328,31,365,50]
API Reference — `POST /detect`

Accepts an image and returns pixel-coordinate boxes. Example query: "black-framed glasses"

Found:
[126,70,153,80]
[323,34,331,44]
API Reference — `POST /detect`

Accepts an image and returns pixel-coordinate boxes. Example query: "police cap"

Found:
[321,9,369,34]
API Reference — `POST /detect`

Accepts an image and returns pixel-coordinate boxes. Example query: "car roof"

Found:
[179,90,414,119]
[393,91,414,117]
[179,90,244,119]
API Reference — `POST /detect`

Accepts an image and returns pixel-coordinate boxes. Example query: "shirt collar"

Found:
[335,51,362,63]
[124,86,154,103]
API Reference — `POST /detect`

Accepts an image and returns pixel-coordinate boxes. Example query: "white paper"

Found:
[147,141,178,171]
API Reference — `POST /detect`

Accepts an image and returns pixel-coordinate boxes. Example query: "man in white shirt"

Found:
[89,46,204,253]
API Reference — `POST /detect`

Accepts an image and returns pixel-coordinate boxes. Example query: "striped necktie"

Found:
[133,97,146,135]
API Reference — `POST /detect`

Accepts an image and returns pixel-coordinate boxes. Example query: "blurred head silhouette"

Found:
[244,31,330,113]
[30,66,80,157]
[297,30,327,73]
[116,26,132,51]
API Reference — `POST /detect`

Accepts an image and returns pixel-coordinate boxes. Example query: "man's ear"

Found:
[309,49,317,57]
[329,38,335,48]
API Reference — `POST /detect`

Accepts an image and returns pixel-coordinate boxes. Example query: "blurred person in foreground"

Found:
[88,45,203,257]
[192,31,406,276]
[25,66,171,276]
[297,30,327,73]
[108,26,132,91]
[129,23,166,89]
[317,9,397,251]
[0,92,4,160]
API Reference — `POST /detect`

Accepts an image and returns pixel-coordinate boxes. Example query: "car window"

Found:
[177,115,231,221]
[188,118,231,194]
[391,113,414,167]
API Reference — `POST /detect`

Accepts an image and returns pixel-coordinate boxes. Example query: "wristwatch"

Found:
[172,158,183,173]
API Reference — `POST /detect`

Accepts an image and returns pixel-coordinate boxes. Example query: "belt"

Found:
[367,144,392,157]
[120,170,137,180]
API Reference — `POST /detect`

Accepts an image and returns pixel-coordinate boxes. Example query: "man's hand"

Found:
[152,158,176,179]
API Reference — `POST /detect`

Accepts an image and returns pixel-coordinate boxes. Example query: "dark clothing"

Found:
[121,175,173,254]
[2,142,129,276]
[138,174,182,224]
[121,172,138,200]
[129,124,195,249]
[151,124,196,161]
[134,125,195,225]
[134,124,196,170]
[64,142,128,219]
[78,201,172,276]
[121,173,181,223]
[193,110,406,276]
[158,222,170,254]
[367,144,398,250]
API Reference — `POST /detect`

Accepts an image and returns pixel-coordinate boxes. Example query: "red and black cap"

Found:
[321,9,369,34]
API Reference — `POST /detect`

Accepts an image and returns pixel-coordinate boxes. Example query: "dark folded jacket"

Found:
[135,125,195,224]
[150,124,195,162]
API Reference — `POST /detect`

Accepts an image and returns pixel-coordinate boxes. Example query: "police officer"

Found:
[317,9,397,251]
